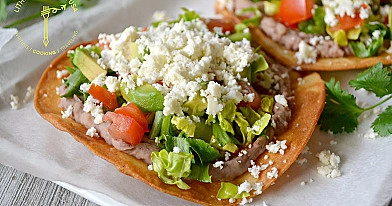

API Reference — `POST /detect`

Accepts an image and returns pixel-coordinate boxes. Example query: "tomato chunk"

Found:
[276,0,315,26]
[88,83,118,111]
[238,81,261,111]
[114,103,149,132]
[103,112,145,146]
[330,11,365,32]
[205,18,235,34]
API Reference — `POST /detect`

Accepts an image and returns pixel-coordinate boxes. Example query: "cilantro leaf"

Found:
[349,62,392,98]
[319,78,364,134]
[372,106,392,137]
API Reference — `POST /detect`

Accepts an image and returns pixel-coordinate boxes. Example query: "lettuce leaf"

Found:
[216,182,250,199]
[151,149,193,190]
[171,116,196,137]
[188,163,212,183]
[349,23,388,58]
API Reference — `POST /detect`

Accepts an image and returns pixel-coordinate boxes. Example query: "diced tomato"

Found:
[276,0,315,26]
[114,103,149,132]
[103,112,145,145]
[88,83,118,111]
[238,81,261,111]
[329,4,367,32]
[205,18,235,34]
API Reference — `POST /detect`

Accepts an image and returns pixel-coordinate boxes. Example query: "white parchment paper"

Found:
[0,1,391,205]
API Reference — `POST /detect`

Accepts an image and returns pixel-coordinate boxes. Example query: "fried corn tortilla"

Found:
[216,2,392,71]
[34,40,325,205]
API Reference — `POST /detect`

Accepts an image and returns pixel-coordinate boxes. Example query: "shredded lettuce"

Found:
[151,149,193,190]
[171,116,197,137]
[298,6,326,34]
[237,7,262,27]
[159,135,222,165]
[68,45,102,62]
[212,121,240,153]
[349,23,388,58]
[216,182,250,199]
[248,55,268,84]
[60,69,89,98]
[246,113,271,144]
[188,163,211,183]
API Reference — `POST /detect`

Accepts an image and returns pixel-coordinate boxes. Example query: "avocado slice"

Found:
[73,48,106,81]
[120,83,164,112]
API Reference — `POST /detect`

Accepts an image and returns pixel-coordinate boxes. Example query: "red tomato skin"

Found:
[238,81,261,111]
[114,103,149,132]
[330,11,364,32]
[205,19,235,34]
[103,112,145,146]
[276,0,315,26]
[88,84,118,111]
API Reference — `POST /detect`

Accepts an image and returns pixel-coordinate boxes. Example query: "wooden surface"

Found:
[0,164,98,206]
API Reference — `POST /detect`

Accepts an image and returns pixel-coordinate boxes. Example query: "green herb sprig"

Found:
[319,62,392,137]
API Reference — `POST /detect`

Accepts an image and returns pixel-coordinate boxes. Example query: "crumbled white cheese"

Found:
[316,150,341,178]
[330,140,338,145]
[322,0,371,24]
[363,128,379,139]
[266,140,287,155]
[147,164,153,171]
[56,69,69,79]
[301,145,311,155]
[224,152,231,161]
[295,157,308,165]
[83,96,104,124]
[248,164,262,178]
[274,94,288,107]
[86,127,98,137]
[80,83,91,93]
[267,167,278,179]
[372,30,381,40]
[98,18,259,117]
[173,146,181,153]
[92,73,106,86]
[261,163,269,171]
[61,105,73,119]
[23,86,34,103]
[295,41,317,64]
[213,161,224,170]
[238,181,252,194]
[105,76,120,93]
[252,182,263,195]
[268,160,274,165]
[10,94,20,110]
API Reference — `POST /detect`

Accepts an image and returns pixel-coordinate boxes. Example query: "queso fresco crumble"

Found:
[96,19,260,121]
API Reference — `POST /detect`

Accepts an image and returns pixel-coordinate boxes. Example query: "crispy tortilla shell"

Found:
[34,41,325,205]
[216,3,392,71]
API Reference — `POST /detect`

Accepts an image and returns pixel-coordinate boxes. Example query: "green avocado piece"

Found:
[120,83,164,112]
[72,48,106,81]
[347,28,361,40]
[327,27,348,46]
[125,42,140,61]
